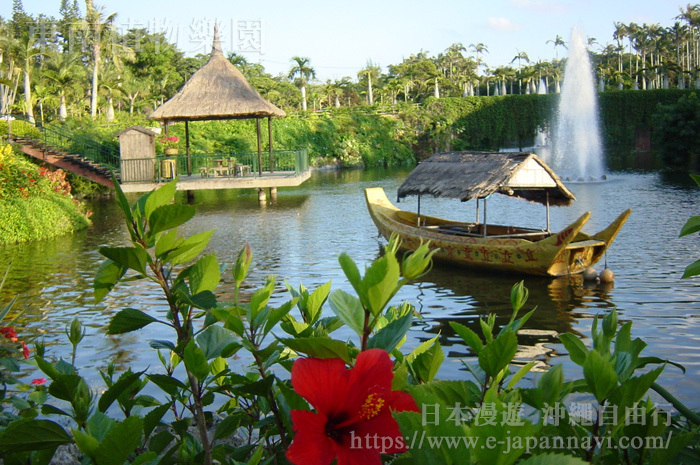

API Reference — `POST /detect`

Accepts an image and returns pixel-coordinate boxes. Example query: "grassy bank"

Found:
[0,144,91,245]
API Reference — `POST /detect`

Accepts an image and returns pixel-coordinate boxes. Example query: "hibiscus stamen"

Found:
[359,392,386,420]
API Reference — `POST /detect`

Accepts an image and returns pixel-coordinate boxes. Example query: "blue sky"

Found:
[2,0,686,81]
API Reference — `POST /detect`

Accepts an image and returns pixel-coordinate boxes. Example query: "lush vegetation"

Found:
[0,180,697,465]
[4,2,700,169]
[0,142,91,244]
[4,2,700,122]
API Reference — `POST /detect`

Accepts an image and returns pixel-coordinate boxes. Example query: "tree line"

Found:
[3,1,700,123]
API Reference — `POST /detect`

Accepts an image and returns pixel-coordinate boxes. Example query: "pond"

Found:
[1,167,699,408]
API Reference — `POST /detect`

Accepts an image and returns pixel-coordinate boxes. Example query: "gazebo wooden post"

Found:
[185,121,191,176]
[256,117,263,175]
[268,117,274,173]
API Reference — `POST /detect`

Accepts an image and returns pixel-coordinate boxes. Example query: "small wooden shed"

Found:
[117,126,157,182]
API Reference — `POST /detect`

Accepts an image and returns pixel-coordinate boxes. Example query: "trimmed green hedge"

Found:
[433,90,697,153]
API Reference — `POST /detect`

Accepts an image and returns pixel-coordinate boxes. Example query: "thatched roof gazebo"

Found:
[397,151,576,231]
[149,26,285,175]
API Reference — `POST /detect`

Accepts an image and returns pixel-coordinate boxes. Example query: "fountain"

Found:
[548,25,605,181]
[534,78,548,147]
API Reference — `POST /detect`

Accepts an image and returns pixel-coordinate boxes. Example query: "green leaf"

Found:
[214,414,243,440]
[232,375,275,397]
[144,178,178,220]
[85,412,116,442]
[682,259,700,279]
[196,325,238,360]
[94,259,127,303]
[155,229,181,259]
[183,341,209,381]
[367,313,413,352]
[146,374,186,397]
[409,341,444,383]
[99,246,149,275]
[93,416,143,465]
[328,289,364,338]
[187,254,220,294]
[47,374,83,402]
[279,337,352,363]
[506,360,537,390]
[478,330,518,377]
[211,308,245,336]
[107,308,159,334]
[98,370,145,413]
[679,215,700,237]
[0,419,71,452]
[263,299,297,336]
[248,275,276,324]
[305,280,332,324]
[148,204,196,236]
[111,173,135,232]
[559,333,588,366]
[149,340,175,351]
[362,252,400,316]
[73,429,100,458]
[450,321,483,354]
[143,403,171,439]
[338,253,362,294]
[169,230,215,265]
[583,349,618,402]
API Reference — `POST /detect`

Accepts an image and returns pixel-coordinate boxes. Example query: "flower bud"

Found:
[66,317,86,347]
[233,243,253,284]
[401,241,438,280]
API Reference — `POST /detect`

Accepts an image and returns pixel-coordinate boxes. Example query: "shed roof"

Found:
[397,151,576,206]
[115,125,157,137]
[148,28,285,122]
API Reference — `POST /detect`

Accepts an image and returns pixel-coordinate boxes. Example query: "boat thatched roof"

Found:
[397,151,576,206]
[148,28,285,122]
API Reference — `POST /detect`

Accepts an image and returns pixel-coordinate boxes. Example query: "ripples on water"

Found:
[0,169,699,407]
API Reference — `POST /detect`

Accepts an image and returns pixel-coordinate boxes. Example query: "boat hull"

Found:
[365,187,630,277]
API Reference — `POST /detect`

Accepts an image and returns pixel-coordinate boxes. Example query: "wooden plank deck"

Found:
[119,170,312,193]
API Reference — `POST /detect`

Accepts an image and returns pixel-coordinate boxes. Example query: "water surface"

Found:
[1,168,699,407]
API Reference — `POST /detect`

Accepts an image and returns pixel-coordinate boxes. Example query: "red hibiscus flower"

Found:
[286,349,418,465]
[0,326,18,342]
[31,378,47,385]
[22,341,29,359]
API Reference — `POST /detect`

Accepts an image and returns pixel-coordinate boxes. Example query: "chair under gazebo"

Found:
[148,26,285,178]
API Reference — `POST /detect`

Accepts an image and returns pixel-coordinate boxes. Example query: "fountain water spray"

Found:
[550,26,605,181]
[534,78,548,147]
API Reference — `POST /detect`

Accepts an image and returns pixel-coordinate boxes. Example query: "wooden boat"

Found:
[365,152,631,276]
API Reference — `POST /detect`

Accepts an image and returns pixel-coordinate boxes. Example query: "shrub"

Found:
[0,144,91,244]
[651,92,700,170]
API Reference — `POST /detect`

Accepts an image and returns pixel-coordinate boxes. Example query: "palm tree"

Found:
[0,23,22,117]
[43,50,84,120]
[469,43,488,95]
[288,56,315,111]
[546,35,567,60]
[84,0,118,119]
[8,31,42,123]
[510,50,530,93]
[358,62,380,105]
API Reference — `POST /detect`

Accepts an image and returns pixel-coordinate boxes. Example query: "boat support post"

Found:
[475,198,480,223]
[545,191,550,232]
[483,196,488,237]
[417,195,421,226]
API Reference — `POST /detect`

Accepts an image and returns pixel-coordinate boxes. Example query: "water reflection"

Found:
[406,267,615,366]
[0,168,699,408]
